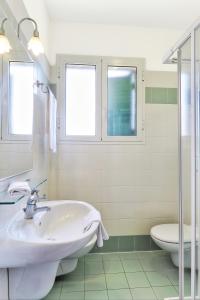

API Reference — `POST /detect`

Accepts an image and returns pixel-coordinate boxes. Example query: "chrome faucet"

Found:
[23,189,50,219]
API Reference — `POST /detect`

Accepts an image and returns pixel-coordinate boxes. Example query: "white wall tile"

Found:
[50,103,179,235]
[103,216,177,236]
[100,202,178,220]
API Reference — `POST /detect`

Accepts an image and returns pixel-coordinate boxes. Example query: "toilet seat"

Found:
[150,224,191,244]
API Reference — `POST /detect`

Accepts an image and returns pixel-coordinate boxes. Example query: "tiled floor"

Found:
[43,251,191,300]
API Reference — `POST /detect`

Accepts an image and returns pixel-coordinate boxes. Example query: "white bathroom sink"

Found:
[0,200,99,267]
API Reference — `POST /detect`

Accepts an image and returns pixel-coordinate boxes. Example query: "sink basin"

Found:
[0,200,99,267]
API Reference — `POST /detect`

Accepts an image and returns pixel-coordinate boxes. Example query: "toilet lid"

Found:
[150,224,191,243]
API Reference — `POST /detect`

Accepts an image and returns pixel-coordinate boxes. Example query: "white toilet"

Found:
[57,234,97,276]
[150,224,191,268]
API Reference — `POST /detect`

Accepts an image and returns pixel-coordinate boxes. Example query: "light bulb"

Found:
[0,33,12,54]
[28,36,44,56]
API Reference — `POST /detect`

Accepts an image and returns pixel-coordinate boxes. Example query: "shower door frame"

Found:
[163,17,200,300]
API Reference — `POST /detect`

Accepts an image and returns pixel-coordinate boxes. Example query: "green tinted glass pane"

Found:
[107,66,137,136]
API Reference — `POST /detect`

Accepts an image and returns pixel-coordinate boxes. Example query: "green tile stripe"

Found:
[145,87,177,104]
[91,235,160,253]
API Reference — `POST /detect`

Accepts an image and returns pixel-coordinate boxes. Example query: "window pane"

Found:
[107,66,137,136]
[9,62,34,135]
[65,64,96,136]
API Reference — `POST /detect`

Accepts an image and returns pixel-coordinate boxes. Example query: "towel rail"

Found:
[34,80,49,94]
[83,220,99,233]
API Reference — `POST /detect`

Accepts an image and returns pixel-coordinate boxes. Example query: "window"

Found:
[1,60,34,141]
[58,56,101,141]
[65,64,96,136]
[9,62,34,136]
[58,55,144,143]
[107,66,137,137]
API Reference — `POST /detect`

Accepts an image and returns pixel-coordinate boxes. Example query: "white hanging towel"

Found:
[49,90,57,153]
[8,181,31,197]
[83,210,109,247]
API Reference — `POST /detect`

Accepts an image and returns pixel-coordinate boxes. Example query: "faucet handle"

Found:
[27,189,40,205]
[31,189,39,195]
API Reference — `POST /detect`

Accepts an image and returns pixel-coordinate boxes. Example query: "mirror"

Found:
[0,9,34,180]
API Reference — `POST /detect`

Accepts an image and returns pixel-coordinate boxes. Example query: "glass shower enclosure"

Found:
[163,18,200,300]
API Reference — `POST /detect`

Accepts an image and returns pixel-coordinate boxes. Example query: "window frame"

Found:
[1,52,35,141]
[0,57,3,140]
[57,55,145,144]
[58,55,102,142]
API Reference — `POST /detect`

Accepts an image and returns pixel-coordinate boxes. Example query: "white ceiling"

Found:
[44,0,200,30]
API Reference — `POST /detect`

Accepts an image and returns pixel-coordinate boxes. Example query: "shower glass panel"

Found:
[195,26,200,299]
[179,38,192,299]
[164,17,200,300]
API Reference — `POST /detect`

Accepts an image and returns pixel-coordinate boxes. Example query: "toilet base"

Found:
[170,249,191,269]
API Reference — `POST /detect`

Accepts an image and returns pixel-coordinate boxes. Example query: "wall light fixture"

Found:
[18,17,44,56]
[0,18,12,54]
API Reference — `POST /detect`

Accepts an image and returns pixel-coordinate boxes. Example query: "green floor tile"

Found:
[146,271,171,286]
[53,281,63,289]
[108,289,132,300]
[85,290,108,300]
[85,254,103,262]
[137,250,164,259]
[85,274,107,291]
[102,253,120,261]
[106,273,129,289]
[119,252,138,261]
[137,251,155,259]
[153,285,178,300]
[59,271,84,281]
[79,256,85,263]
[47,250,183,300]
[152,251,168,256]
[122,259,143,272]
[165,269,179,285]
[184,269,191,285]
[85,261,104,275]
[103,260,124,273]
[43,288,61,300]
[139,254,174,272]
[131,287,157,300]
[126,272,150,288]
[184,283,191,297]
[70,260,84,276]
[175,284,191,297]
[155,255,175,271]
[139,258,157,272]
[60,291,84,300]
[174,271,192,297]
[62,275,84,292]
